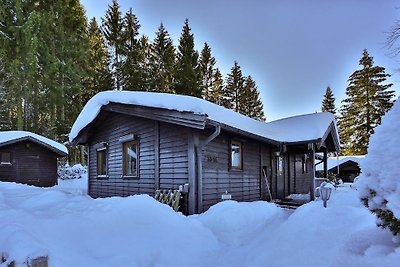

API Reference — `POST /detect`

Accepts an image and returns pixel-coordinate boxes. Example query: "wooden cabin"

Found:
[0,131,68,187]
[70,91,340,214]
[326,156,364,183]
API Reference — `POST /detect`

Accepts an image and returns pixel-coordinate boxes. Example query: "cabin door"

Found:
[17,155,40,185]
[276,156,285,199]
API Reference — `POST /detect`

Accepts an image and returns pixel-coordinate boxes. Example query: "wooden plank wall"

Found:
[88,113,191,199]
[0,141,58,187]
[88,112,157,198]
[292,153,311,194]
[158,122,189,190]
[201,133,261,211]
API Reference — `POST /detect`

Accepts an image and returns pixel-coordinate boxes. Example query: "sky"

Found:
[81,0,400,121]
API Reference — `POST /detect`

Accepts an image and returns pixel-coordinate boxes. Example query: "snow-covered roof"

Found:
[316,155,365,171]
[69,91,338,146]
[0,131,68,156]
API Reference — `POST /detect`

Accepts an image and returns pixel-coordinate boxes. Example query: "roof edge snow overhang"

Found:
[0,136,68,157]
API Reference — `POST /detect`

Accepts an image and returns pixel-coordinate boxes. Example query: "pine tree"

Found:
[120,8,145,90]
[207,68,224,105]
[199,43,216,99]
[149,23,175,92]
[83,17,113,102]
[174,19,201,97]
[222,61,245,111]
[138,35,152,90]
[321,86,336,115]
[102,0,124,90]
[242,76,265,121]
[339,49,395,155]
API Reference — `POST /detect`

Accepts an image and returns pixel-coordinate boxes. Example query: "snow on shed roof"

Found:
[316,155,365,171]
[69,90,337,145]
[0,131,68,156]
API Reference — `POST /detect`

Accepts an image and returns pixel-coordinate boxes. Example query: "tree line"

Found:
[0,0,265,150]
[320,49,396,156]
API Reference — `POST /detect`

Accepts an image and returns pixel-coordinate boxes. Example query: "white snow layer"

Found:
[356,98,400,219]
[0,131,68,155]
[316,155,365,171]
[69,91,336,144]
[0,181,399,266]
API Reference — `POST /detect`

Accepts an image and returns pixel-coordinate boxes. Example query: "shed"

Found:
[326,156,364,182]
[69,91,340,214]
[0,131,68,187]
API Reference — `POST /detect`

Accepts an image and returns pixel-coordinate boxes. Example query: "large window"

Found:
[96,147,107,177]
[230,140,243,170]
[0,152,11,165]
[123,140,138,177]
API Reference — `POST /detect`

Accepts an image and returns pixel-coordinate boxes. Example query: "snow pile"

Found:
[69,90,336,144]
[58,164,87,180]
[356,98,400,236]
[0,131,68,155]
[1,182,399,266]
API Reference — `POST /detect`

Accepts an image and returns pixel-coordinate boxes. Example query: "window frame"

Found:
[230,140,243,171]
[122,139,139,179]
[96,147,108,178]
[0,151,12,166]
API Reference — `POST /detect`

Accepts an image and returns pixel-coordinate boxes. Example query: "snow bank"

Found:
[0,131,68,155]
[356,98,400,236]
[1,182,399,266]
[69,90,336,144]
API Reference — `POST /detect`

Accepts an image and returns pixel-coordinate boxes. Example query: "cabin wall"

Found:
[88,112,190,198]
[0,141,58,187]
[201,132,262,211]
[292,153,312,194]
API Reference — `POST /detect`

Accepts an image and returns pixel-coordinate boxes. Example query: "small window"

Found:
[123,140,138,177]
[97,148,107,177]
[1,152,11,165]
[302,154,308,174]
[277,156,283,175]
[230,140,243,170]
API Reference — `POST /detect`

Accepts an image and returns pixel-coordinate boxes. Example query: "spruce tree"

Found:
[222,61,245,111]
[242,76,265,121]
[138,35,152,91]
[102,0,124,90]
[149,23,175,92]
[339,49,395,155]
[120,8,145,90]
[83,17,113,103]
[174,19,201,97]
[199,43,216,99]
[207,68,224,105]
[321,86,336,115]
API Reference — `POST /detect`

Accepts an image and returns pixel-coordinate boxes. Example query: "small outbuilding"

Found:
[69,91,340,214]
[0,131,68,187]
[327,156,364,182]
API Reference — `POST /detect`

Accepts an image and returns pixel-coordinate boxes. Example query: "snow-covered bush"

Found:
[58,163,87,180]
[356,98,400,236]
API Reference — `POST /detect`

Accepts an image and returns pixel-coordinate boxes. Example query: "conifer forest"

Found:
[0,0,397,161]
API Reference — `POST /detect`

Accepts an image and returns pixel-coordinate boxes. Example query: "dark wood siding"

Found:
[159,122,189,189]
[88,112,157,197]
[292,153,311,194]
[201,132,262,211]
[0,141,58,187]
[87,112,190,198]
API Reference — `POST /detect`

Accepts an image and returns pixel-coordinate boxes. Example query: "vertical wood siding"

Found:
[0,141,58,187]
[201,133,262,211]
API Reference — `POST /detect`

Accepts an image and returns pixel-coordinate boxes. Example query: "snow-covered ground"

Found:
[1,178,399,267]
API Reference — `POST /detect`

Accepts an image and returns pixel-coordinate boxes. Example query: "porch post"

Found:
[323,147,328,178]
[310,143,315,201]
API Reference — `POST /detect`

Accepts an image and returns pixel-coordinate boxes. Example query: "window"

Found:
[230,140,243,170]
[0,152,11,165]
[96,148,107,177]
[277,156,283,175]
[302,154,308,174]
[123,140,138,177]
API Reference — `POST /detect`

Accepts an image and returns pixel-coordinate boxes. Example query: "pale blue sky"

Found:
[81,0,400,121]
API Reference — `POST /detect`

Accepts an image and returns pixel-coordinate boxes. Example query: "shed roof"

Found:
[0,131,69,156]
[69,90,339,148]
[316,155,365,171]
